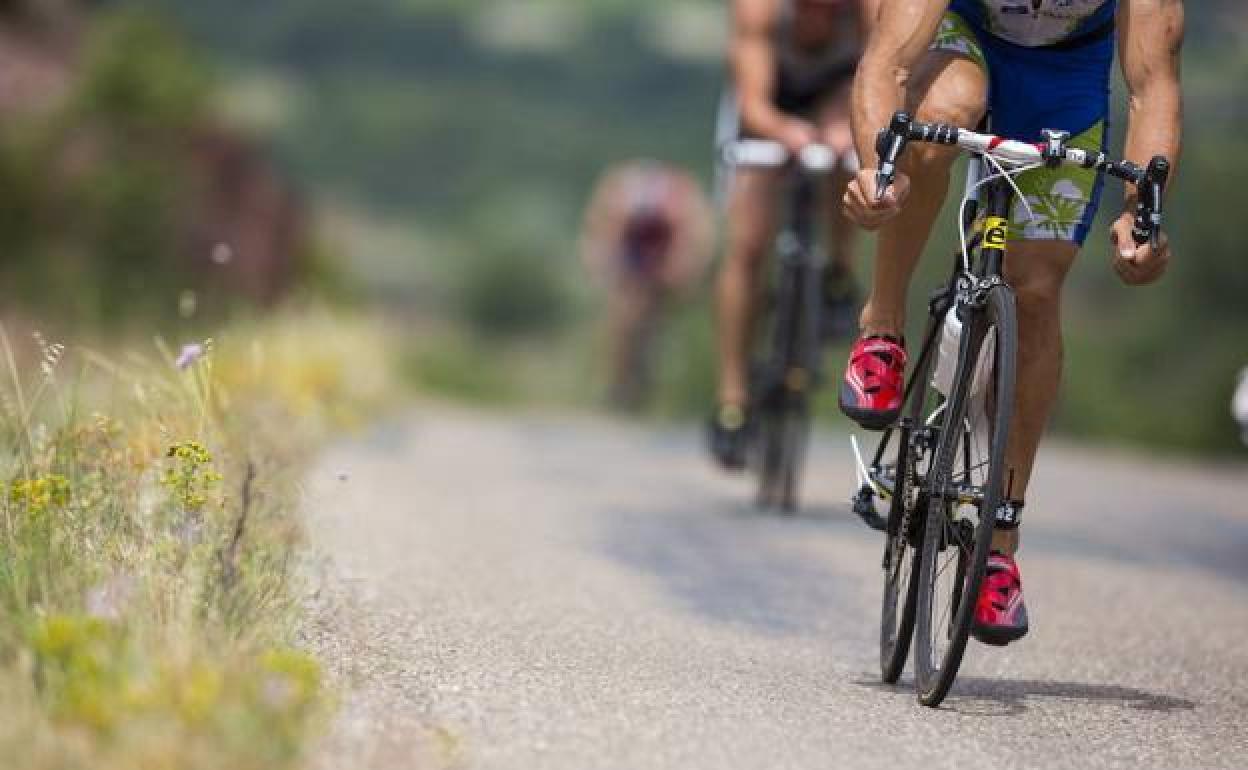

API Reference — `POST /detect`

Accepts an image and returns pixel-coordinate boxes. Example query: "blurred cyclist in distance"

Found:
[581,160,713,411]
[709,0,877,469]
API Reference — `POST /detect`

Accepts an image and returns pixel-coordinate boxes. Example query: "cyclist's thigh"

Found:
[910,12,990,127]
[906,50,988,133]
[725,167,783,263]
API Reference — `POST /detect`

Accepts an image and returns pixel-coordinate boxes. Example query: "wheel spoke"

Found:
[936,597,953,647]
[951,458,990,482]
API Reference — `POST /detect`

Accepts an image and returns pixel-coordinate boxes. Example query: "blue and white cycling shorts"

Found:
[932,10,1115,244]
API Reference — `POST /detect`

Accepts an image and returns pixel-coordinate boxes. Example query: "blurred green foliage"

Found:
[455,246,572,338]
[155,0,1247,453]
[0,10,210,323]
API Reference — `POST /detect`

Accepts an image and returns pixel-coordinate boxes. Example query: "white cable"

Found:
[984,152,1038,223]
[956,157,1043,272]
[850,434,869,489]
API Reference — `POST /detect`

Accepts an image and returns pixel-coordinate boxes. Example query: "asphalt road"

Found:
[303,408,1248,770]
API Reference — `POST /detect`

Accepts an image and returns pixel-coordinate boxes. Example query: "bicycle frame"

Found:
[859,156,1016,527]
[762,170,825,403]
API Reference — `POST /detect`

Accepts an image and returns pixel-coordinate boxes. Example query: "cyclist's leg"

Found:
[606,273,660,410]
[991,239,1076,552]
[715,167,782,407]
[993,120,1109,553]
[858,50,988,337]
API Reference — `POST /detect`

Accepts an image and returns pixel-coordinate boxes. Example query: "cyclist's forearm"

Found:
[851,59,905,167]
[1118,0,1184,206]
[850,0,946,167]
[740,100,796,141]
[1122,86,1181,206]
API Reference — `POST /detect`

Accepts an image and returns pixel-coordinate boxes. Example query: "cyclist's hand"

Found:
[1110,211,1170,286]
[774,118,820,155]
[843,169,910,230]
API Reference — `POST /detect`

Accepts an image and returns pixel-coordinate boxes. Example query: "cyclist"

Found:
[840,0,1183,644]
[1233,367,1248,446]
[709,0,878,469]
[581,161,713,410]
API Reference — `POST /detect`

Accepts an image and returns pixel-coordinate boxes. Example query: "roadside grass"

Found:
[0,308,395,770]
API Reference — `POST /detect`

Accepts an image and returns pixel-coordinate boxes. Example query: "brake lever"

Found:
[874,112,913,202]
[1132,155,1170,247]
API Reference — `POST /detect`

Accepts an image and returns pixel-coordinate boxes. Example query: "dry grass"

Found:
[0,308,395,770]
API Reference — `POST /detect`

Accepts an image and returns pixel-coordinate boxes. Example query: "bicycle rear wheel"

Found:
[913,285,1016,707]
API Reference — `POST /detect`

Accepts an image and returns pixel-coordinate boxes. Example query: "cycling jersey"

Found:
[618,167,676,280]
[948,0,1116,48]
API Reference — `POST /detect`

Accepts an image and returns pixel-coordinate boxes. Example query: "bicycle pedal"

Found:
[852,485,888,532]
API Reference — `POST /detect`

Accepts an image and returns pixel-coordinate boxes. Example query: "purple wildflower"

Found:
[176,343,205,371]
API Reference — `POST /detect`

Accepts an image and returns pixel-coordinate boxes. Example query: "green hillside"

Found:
[151,0,1248,453]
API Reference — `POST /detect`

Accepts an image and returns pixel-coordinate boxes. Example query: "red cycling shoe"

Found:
[838,335,907,430]
[971,551,1030,646]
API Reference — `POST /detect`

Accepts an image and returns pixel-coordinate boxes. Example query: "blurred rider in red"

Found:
[581,161,713,410]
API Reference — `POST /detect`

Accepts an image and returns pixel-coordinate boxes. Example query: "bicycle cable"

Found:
[956,154,1043,273]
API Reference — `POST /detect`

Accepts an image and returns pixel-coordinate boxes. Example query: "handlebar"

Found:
[874,111,1170,247]
[722,140,854,175]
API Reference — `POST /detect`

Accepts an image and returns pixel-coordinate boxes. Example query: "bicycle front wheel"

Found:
[913,284,1016,707]
[878,306,947,683]
[756,401,809,512]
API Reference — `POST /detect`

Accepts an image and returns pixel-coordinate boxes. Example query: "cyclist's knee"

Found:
[1008,242,1077,313]
[725,229,770,275]
[1012,276,1063,316]
[910,53,987,126]
[908,61,987,170]
[724,209,775,273]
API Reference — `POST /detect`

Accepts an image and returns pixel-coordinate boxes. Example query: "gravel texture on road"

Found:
[304,409,1248,770]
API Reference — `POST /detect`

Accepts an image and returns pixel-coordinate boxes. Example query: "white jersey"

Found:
[952,0,1117,48]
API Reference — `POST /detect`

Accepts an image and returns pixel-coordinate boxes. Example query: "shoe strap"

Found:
[851,338,907,392]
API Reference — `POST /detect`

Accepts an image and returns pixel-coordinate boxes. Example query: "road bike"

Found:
[722,140,852,512]
[851,112,1169,706]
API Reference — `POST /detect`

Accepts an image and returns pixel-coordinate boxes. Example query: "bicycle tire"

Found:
[878,308,947,683]
[758,402,809,512]
[913,284,1016,707]
[754,252,816,513]
[755,400,806,511]
[756,407,784,508]
[879,453,922,682]
[777,405,809,512]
